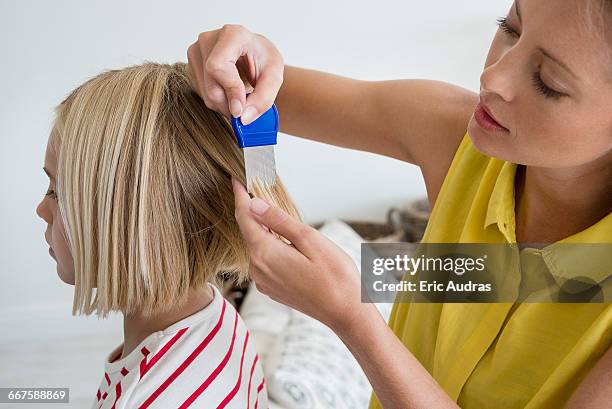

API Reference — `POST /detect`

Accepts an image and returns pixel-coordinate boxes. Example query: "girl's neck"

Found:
[515,151,612,244]
[118,285,214,361]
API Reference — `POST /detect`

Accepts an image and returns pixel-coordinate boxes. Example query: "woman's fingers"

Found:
[186,25,284,123]
[231,177,361,330]
[247,234,314,308]
[187,32,230,117]
[231,177,269,248]
[204,26,249,116]
[232,177,310,293]
[248,198,319,259]
[232,177,315,257]
[241,38,284,124]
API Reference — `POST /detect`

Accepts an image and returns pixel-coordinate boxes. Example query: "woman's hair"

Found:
[585,0,612,47]
[53,62,301,317]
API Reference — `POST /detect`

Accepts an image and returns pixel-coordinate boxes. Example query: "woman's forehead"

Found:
[528,0,612,86]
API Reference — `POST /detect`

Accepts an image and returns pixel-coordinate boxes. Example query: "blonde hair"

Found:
[53,62,301,317]
[581,0,612,49]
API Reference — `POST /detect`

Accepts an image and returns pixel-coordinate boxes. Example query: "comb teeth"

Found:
[243,145,277,193]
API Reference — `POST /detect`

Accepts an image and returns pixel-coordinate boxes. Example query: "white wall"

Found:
[0,0,511,404]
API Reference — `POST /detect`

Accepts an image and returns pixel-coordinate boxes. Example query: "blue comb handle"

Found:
[231,104,279,148]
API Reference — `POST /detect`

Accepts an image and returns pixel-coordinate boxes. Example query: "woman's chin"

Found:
[467,118,512,160]
[467,118,492,153]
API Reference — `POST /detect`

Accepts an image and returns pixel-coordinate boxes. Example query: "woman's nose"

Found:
[480,47,522,103]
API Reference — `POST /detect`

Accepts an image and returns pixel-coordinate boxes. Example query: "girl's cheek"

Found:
[52,213,76,285]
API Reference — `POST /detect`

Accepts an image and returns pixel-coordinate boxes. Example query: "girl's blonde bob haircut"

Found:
[53,62,300,316]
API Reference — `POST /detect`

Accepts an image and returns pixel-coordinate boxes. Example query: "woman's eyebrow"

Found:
[537,47,580,81]
[43,166,55,180]
[515,0,580,81]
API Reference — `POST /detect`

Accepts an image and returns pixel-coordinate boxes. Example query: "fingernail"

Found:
[230,99,242,118]
[250,197,270,215]
[241,106,257,125]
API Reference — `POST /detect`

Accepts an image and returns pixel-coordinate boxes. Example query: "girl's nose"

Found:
[36,198,51,224]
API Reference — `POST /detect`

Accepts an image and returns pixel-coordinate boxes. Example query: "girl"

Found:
[187,0,612,407]
[36,62,300,408]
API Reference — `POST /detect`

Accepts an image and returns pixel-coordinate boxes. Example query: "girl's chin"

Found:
[56,268,75,286]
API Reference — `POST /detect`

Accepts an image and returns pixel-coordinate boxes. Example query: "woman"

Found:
[187,0,611,408]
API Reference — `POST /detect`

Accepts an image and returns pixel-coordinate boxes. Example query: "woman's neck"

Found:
[118,285,214,360]
[515,151,612,244]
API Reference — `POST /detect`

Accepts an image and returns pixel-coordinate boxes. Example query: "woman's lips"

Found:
[49,247,55,259]
[474,102,509,133]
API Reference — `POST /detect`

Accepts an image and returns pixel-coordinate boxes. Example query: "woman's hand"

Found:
[231,177,365,333]
[187,25,284,125]
[232,177,461,409]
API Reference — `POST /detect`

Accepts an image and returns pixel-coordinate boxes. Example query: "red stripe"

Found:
[140,327,188,379]
[138,299,228,409]
[178,309,239,409]
[110,381,122,409]
[247,355,260,409]
[98,391,108,409]
[253,378,266,409]
[257,378,265,393]
[97,389,101,401]
[139,347,151,379]
[98,374,111,408]
[217,331,250,408]
[110,367,130,409]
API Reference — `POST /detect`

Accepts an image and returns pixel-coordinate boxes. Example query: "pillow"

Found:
[265,308,372,408]
[239,280,292,371]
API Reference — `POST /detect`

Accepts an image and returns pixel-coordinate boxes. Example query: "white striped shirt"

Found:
[91,284,268,409]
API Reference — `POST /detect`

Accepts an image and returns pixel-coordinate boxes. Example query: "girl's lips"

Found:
[49,247,55,259]
[474,102,509,133]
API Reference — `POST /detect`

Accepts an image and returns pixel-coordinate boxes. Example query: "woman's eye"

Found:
[45,189,57,199]
[496,16,519,38]
[495,16,565,100]
[531,72,565,100]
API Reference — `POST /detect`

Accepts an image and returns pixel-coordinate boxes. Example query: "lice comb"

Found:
[231,103,279,193]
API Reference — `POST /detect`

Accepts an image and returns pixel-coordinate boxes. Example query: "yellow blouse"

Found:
[368,131,611,409]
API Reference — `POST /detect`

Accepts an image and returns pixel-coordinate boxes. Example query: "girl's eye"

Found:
[45,189,57,200]
[496,16,519,38]
[531,72,565,100]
